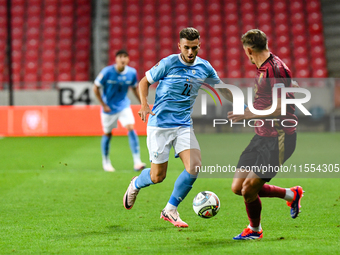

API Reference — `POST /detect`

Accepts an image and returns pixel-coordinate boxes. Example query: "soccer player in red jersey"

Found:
[228,29,304,240]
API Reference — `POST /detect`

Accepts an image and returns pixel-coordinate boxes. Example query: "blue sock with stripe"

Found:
[168,170,197,207]
[134,168,154,189]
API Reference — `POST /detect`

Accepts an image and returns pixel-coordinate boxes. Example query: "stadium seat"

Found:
[294,46,308,58]
[126,26,139,38]
[276,35,290,47]
[143,15,155,27]
[27,5,41,16]
[296,69,311,78]
[58,72,72,81]
[291,12,304,25]
[210,48,224,60]
[309,23,323,35]
[226,36,240,48]
[60,27,73,38]
[75,50,89,62]
[312,57,326,70]
[273,0,287,13]
[42,62,55,73]
[27,28,40,39]
[293,35,307,48]
[110,4,123,15]
[192,3,205,15]
[27,16,41,28]
[58,61,72,73]
[12,50,22,62]
[160,48,173,59]
[127,38,138,49]
[225,24,239,36]
[144,26,156,37]
[75,72,89,81]
[26,39,39,50]
[60,16,73,27]
[12,16,24,27]
[257,1,270,13]
[277,46,290,59]
[295,57,309,69]
[209,25,223,37]
[44,16,57,27]
[241,1,254,14]
[111,15,124,27]
[290,1,304,13]
[43,27,57,38]
[308,12,322,24]
[311,45,325,58]
[176,3,188,15]
[224,13,238,25]
[209,37,223,48]
[281,57,292,68]
[42,50,56,62]
[208,2,221,15]
[258,13,271,26]
[59,39,72,50]
[25,50,39,61]
[307,0,321,13]
[111,26,123,38]
[12,5,24,17]
[310,34,324,47]
[159,15,172,27]
[159,3,171,15]
[176,15,189,28]
[12,28,23,40]
[45,4,57,16]
[143,4,155,15]
[313,68,327,78]
[292,24,306,36]
[12,39,23,51]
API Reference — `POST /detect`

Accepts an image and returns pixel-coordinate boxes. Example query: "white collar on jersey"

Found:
[114,64,128,74]
[178,54,198,66]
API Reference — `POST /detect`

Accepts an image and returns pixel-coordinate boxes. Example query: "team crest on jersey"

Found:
[154,62,160,68]
[153,152,159,159]
[192,70,196,74]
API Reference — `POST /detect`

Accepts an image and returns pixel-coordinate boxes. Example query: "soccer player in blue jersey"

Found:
[93,49,146,172]
[123,28,233,227]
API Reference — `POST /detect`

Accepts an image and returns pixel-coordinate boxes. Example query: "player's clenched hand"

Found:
[138,104,155,122]
[227,111,245,123]
[103,105,111,113]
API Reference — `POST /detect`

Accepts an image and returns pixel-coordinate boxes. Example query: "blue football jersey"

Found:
[94,65,138,114]
[145,54,220,128]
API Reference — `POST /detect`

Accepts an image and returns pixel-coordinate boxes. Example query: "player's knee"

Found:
[241,183,257,202]
[231,182,242,196]
[125,124,134,131]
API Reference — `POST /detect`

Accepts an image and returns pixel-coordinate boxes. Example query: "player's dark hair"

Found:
[115,49,129,57]
[241,29,268,52]
[179,27,200,41]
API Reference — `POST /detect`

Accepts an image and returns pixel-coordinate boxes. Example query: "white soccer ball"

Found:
[193,191,220,218]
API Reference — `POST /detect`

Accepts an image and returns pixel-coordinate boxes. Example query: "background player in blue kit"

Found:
[93,49,146,172]
[123,28,233,227]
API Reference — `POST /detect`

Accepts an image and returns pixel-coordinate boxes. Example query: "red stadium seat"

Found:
[209,25,222,37]
[43,27,57,38]
[60,16,73,27]
[143,49,157,61]
[60,27,73,38]
[294,46,308,58]
[210,48,224,60]
[313,68,327,78]
[12,50,22,62]
[193,14,205,26]
[143,4,155,15]
[128,49,139,61]
[12,16,24,27]
[42,50,56,62]
[45,4,57,16]
[258,24,273,37]
[310,34,324,47]
[11,5,24,17]
[225,24,239,36]
[160,48,173,59]
[126,26,139,38]
[27,5,41,16]
[160,26,172,38]
[274,13,288,25]
[75,50,89,62]
[144,26,156,37]
[59,39,72,50]
[290,0,304,13]
[111,26,123,38]
[59,50,72,62]
[226,47,242,59]
[58,72,72,81]
[308,12,322,24]
[160,37,172,49]
[143,38,156,50]
[273,0,287,13]
[291,12,304,25]
[110,4,123,15]
[41,73,55,82]
[242,13,255,25]
[126,38,138,49]
[277,46,290,59]
[176,3,188,15]
[192,3,205,15]
[25,61,38,74]
[309,22,323,35]
[257,1,270,13]
[12,27,23,39]
[159,15,172,27]
[25,50,39,61]
[276,35,290,47]
[296,69,311,78]
[159,3,171,15]
[226,36,240,48]
[76,27,90,38]
[12,61,21,73]
[208,2,221,15]
[245,69,257,78]
[307,0,321,13]
[241,2,254,14]
[42,62,55,73]
[258,13,271,26]
[27,16,40,28]
[176,15,189,27]
[110,37,123,51]
[311,45,325,58]
[295,57,309,69]
[209,37,223,48]
[227,69,242,79]
[111,15,124,27]
[224,13,238,25]
[312,57,326,70]
[59,61,72,73]
[292,24,306,36]
[143,15,155,27]
[281,57,292,68]
[44,16,57,27]
[26,28,40,39]
[293,35,307,48]
[76,38,90,51]
[12,39,23,51]
[75,72,89,81]
[77,4,91,16]
[26,39,39,50]
[209,15,222,26]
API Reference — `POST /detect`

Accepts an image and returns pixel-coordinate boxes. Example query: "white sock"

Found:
[133,153,141,165]
[165,202,177,211]
[284,188,294,201]
[132,178,139,191]
[102,155,109,163]
[248,224,262,232]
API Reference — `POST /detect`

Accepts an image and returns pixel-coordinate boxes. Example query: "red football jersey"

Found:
[252,53,298,137]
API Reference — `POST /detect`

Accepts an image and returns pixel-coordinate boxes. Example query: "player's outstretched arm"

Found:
[93,84,111,112]
[138,76,155,123]
[228,98,282,122]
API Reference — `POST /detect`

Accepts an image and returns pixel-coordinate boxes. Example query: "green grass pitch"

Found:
[0,133,339,254]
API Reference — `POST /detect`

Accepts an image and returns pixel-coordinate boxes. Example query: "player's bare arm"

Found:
[93,85,111,113]
[131,86,141,104]
[228,98,282,122]
[138,76,155,122]
[217,87,233,102]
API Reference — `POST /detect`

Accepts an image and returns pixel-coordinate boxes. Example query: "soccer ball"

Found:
[193,191,220,218]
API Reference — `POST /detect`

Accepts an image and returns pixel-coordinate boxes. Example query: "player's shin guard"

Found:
[245,196,262,229]
[128,130,142,165]
[134,168,154,189]
[168,170,197,207]
[101,135,111,157]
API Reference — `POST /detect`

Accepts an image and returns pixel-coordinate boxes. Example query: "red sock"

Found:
[245,196,262,228]
[258,184,286,199]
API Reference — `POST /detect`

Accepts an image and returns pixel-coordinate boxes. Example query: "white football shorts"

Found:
[101,107,135,134]
[147,126,200,164]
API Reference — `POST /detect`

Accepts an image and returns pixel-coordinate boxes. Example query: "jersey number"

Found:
[181,83,192,96]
